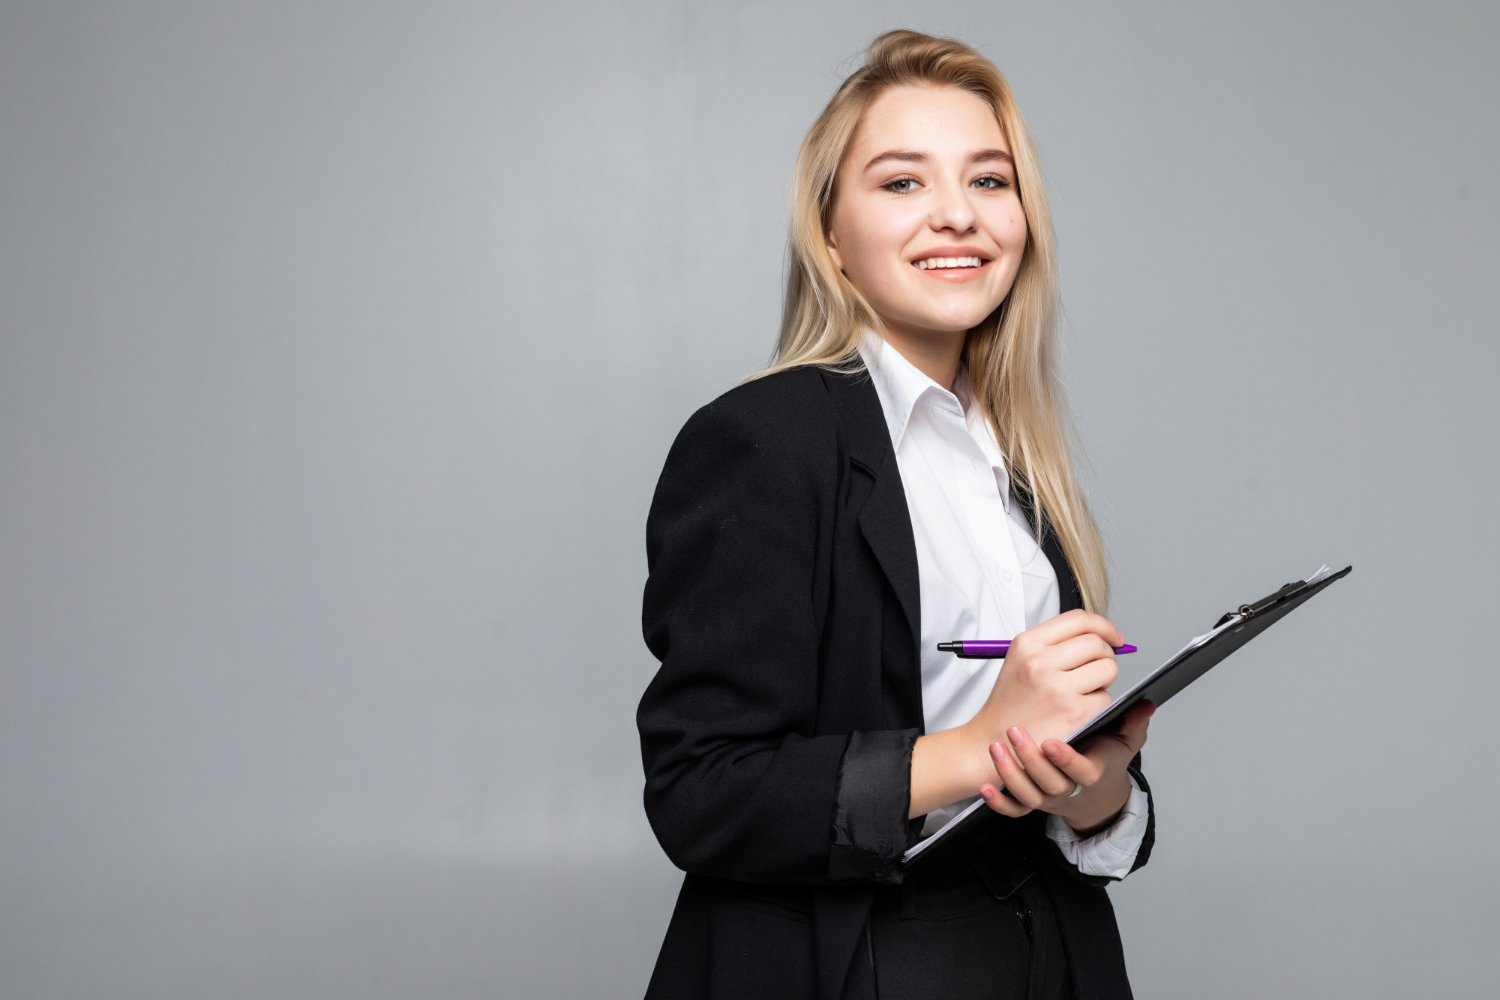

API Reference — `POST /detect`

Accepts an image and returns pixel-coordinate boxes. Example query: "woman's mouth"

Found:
[913,256,984,270]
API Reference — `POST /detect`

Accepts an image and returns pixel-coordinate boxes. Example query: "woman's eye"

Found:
[884,178,920,194]
[972,175,1010,190]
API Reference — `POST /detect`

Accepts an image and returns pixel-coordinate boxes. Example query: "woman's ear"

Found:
[825,229,844,271]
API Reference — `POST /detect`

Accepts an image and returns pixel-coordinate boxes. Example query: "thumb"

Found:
[1114,700,1156,754]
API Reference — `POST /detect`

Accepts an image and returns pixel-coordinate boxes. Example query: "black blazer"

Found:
[638,366,1154,1000]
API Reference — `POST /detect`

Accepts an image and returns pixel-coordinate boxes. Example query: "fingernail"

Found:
[991,741,1007,762]
[1007,727,1026,747]
[1042,742,1063,761]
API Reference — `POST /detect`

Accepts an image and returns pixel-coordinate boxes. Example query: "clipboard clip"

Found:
[1215,579,1310,627]
[1214,564,1352,628]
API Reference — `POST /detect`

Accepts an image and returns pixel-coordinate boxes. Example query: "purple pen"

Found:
[937,640,1137,658]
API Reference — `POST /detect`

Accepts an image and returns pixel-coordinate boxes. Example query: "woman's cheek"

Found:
[995,207,1027,252]
[876,211,923,262]
[847,208,911,281]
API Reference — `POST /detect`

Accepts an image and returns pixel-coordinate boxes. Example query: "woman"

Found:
[637,31,1156,1000]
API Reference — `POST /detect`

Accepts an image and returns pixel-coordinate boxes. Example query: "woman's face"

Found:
[826,84,1028,343]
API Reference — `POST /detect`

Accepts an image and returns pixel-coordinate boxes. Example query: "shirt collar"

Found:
[858,331,965,452]
[858,331,1011,510]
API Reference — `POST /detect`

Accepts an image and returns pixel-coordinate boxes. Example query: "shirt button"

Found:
[1001,569,1014,584]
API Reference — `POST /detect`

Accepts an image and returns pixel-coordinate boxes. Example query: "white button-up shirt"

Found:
[859,335,1148,879]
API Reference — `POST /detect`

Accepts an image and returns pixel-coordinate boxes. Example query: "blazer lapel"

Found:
[1011,484,1083,614]
[821,370,922,645]
[856,448,923,644]
[822,368,1081,628]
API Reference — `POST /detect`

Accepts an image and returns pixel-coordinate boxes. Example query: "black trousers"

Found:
[856,845,1074,1000]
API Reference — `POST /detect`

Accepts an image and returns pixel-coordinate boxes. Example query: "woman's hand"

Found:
[979,700,1154,833]
[965,609,1123,748]
[909,609,1127,818]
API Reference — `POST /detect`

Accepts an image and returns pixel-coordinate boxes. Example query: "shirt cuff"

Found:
[829,728,919,883]
[1045,774,1149,880]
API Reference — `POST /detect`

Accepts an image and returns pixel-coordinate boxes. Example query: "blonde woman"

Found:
[638,31,1156,1000]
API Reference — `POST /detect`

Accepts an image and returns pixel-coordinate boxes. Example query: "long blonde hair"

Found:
[765,29,1109,612]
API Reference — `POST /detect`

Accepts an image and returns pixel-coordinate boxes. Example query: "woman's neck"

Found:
[877,323,966,389]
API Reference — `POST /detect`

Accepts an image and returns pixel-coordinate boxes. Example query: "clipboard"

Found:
[901,563,1353,867]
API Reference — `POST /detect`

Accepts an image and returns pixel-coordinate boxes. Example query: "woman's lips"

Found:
[914,255,984,270]
[912,255,990,282]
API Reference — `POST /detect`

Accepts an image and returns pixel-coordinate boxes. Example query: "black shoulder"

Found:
[647,366,843,577]
[703,365,835,422]
[684,365,843,463]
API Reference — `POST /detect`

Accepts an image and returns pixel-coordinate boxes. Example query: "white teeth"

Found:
[916,256,982,270]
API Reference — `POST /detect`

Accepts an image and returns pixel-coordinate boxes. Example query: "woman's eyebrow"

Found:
[969,148,1013,164]
[863,148,1014,170]
[864,149,927,170]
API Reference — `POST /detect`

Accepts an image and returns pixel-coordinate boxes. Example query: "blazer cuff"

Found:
[1125,753,1155,875]
[828,728,919,883]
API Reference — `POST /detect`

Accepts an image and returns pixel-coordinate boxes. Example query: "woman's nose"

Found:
[928,180,978,234]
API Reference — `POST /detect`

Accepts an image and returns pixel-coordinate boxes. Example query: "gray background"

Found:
[2,1,1496,997]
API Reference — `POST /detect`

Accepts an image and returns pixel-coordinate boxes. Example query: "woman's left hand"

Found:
[977,700,1155,835]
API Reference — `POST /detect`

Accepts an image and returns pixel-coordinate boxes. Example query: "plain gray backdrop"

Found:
[2,1,1497,997]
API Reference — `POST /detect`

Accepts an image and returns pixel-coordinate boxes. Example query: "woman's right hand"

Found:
[961,609,1122,752]
[909,609,1123,818]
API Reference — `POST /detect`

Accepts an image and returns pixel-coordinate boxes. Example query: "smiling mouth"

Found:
[913,256,985,270]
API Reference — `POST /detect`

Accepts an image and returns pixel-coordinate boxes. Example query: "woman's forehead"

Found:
[850,85,1009,165]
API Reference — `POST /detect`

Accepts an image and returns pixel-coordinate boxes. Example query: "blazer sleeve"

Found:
[1124,753,1156,876]
[637,398,915,885]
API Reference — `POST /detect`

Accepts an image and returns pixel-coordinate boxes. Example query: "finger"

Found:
[1025,609,1125,649]
[1074,700,1154,764]
[1051,692,1114,743]
[1040,738,1104,787]
[990,740,1048,809]
[1006,726,1077,798]
[1044,634,1119,675]
[1064,655,1119,696]
[1080,689,1114,720]
[1113,700,1155,754]
[979,781,1032,818]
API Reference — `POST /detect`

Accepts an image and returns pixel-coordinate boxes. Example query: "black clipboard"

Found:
[901,564,1352,867]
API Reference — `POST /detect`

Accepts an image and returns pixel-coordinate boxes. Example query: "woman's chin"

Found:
[907,289,1006,331]
[914,305,1002,335]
